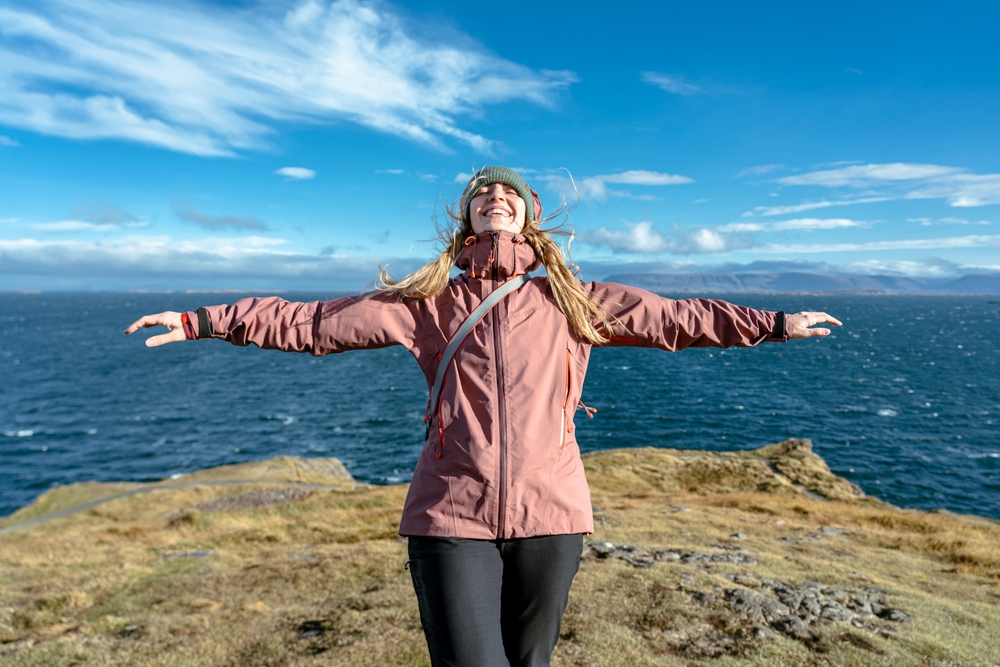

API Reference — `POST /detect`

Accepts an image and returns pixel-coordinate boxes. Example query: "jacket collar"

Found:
[454,230,542,281]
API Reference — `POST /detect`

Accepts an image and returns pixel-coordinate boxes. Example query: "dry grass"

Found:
[2,440,999,666]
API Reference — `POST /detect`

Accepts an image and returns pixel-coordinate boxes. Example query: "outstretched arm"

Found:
[588,282,839,350]
[125,294,422,355]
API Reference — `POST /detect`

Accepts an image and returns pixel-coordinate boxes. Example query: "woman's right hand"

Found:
[124,311,187,347]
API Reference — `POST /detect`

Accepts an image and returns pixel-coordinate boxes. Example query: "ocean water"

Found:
[1,292,998,521]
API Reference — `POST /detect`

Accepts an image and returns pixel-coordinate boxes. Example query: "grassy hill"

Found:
[1,440,998,666]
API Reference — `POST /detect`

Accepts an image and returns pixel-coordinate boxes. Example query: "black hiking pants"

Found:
[407,533,583,667]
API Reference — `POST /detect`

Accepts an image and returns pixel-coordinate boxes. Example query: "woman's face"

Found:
[469,183,526,235]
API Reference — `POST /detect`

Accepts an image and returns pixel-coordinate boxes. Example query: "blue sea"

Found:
[1,292,998,521]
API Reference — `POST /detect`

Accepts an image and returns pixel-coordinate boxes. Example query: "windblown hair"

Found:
[375,207,615,345]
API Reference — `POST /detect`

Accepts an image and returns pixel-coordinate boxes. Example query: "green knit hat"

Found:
[460,166,536,224]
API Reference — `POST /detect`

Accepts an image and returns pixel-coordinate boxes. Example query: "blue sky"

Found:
[1,0,999,290]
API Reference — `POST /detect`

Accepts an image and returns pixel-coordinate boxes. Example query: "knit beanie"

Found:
[460,166,541,224]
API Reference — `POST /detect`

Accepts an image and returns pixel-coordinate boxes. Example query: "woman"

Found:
[126,166,840,667]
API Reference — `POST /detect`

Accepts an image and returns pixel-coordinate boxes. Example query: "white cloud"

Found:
[580,221,726,255]
[771,218,867,230]
[771,162,1000,210]
[598,170,693,186]
[908,216,991,227]
[904,173,1000,207]
[719,218,867,232]
[454,172,473,184]
[736,164,783,178]
[759,234,1000,254]
[0,234,444,291]
[0,0,575,156]
[744,197,891,217]
[35,220,126,232]
[640,72,703,95]
[376,169,404,175]
[779,163,963,187]
[540,169,693,203]
[843,259,966,277]
[275,167,315,180]
[0,135,19,147]
[718,222,766,233]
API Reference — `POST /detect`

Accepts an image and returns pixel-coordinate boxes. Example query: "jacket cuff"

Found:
[181,311,197,340]
[768,311,790,342]
[196,307,214,339]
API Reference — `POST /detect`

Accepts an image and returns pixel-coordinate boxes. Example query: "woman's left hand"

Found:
[788,312,842,339]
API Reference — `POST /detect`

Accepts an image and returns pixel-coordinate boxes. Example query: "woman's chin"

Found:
[472,221,524,235]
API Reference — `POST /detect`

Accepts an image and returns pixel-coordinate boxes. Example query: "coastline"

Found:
[1,439,998,665]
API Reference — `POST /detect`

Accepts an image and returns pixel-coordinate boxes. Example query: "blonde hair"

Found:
[375,206,615,345]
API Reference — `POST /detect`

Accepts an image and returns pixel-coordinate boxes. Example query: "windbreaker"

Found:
[185,230,790,539]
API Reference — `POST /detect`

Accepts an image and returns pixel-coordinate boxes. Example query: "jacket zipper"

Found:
[492,232,509,538]
[560,349,572,450]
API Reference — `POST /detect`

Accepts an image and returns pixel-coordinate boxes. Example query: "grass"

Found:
[1,440,999,666]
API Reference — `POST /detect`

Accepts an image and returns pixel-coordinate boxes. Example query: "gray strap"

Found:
[425,274,529,436]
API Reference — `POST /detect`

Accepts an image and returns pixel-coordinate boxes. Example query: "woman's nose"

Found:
[487,184,506,200]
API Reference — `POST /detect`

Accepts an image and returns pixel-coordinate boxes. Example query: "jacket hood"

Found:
[454,230,542,280]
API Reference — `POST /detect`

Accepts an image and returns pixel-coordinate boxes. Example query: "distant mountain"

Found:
[601,272,1000,295]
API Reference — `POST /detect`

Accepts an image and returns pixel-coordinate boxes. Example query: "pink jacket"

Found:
[186,231,789,539]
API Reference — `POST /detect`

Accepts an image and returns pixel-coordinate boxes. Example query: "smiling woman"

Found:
[125,166,840,667]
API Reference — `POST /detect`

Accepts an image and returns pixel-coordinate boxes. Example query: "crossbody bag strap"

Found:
[425,273,530,438]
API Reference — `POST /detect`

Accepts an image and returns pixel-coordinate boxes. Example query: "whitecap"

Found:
[967,452,1000,459]
[877,409,898,417]
[4,429,34,437]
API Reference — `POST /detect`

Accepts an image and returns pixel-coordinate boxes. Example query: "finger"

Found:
[808,327,831,337]
[124,316,149,334]
[125,314,166,334]
[145,328,186,347]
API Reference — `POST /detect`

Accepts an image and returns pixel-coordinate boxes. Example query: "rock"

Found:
[730,532,747,540]
[690,591,717,604]
[167,488,310,523]
[772,615,812,640]
[880,608,912,623]
[820,526,844,534]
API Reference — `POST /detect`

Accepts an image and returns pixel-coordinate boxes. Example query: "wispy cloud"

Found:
[759,233,1000,254]
[744,197,892,217]
[34,220,121,232]
[31,203,149,232]
[772,218,868,231]
[275,167,315,180]
[779,163,963,187]
[0,0,576,156]
[909,216,991,227]
[72,203,142,226]
[376,169,404,175]
[772,162,1000,209]
[541,169,693,203]
[0,135,19,147]
[173,197,267,231]
[718,218,868,232]
[0,235,427,288]
[640,72,704,95]
[580,221,726,255]
[736,164,784,178]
